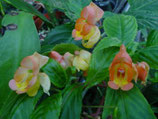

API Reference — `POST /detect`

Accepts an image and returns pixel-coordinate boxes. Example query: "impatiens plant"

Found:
[0,0,158,119]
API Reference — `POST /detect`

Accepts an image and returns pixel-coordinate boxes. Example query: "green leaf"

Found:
[37,0,91,20]
[52,43,81,55]
[102,86,156,119]
[60,84,83,119]
[94,37,121,52]
[103,14,138,45]
[133,46,158,69]
[65,0,91,20]
[7,0,51,25]
[127,0,158,30]
[85,47,119,88]
[103,11,115,19]
[41,24,81,54]
[10,91,42,119]
[146,30,158,46]
[0,12,40,110]
[31,93,62,119]
[42,59,68,88]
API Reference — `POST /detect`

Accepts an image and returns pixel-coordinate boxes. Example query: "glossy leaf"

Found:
[127,0,158,30]
[103,14,137,45]
[31,93,62,119]
[0,12,40,110]
[146,30,158,46]
[102,86,156,119]
[42,59,68,88]
[60,84,83,119]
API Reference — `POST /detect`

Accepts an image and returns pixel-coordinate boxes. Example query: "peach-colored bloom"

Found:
[108,45,137,91]
[72,2,103,48]
[9,52,50,96]
[136,62,149,84]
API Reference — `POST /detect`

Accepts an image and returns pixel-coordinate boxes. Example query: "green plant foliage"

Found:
[11,91,42,119]
[94,37,121,52]
[6,0,51,24]
[133,46,158,69]
[127,0,158,30]
[31,93,62,119]
[52,43,81,55]
[42,59,68,88]
[37,0,91,20]
[0,11,40,110]
[41,24,81,54]
[103,15,138,45]
[60,84,83,119]
[102,86,156,119]
[146,30,158,46]
[85,47,119,88]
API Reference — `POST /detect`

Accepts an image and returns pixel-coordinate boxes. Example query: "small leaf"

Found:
[52,43,81,55]
[103,14,138,45]
[42,59,68,88]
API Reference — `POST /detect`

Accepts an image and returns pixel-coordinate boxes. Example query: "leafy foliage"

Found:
[127,0,158,30]
[102,86,156,119]
[60,84,83,119]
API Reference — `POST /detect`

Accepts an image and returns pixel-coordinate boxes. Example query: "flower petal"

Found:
[38,73,50,95]
[49,51,63,62]
[14,67,29,82]
[73,56,89,71]
[82,26,100,48]
[26,79,40,97]
[9,79,17,90]
[108,81,119,90]
[33,52,49,68]
[121,82,133,91]
[90,2,104,21]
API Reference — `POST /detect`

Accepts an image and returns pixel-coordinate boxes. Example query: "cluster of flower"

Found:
[9,2,149,97]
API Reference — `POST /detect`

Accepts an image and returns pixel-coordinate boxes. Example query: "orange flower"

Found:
[108,45,137,91]
[136,62,149,84]
[72,2,104,48]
